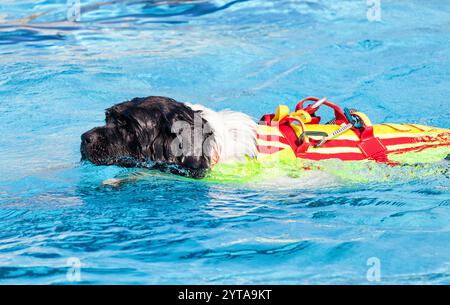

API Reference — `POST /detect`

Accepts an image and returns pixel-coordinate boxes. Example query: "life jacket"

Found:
[257,96,450,163]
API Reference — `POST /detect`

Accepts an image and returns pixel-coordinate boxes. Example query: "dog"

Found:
[80,96,257,178]
[81,96,450,179]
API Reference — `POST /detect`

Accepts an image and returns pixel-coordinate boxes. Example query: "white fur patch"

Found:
[185,103,257,164]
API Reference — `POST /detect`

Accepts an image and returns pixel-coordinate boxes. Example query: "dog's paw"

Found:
[101,178,125,187]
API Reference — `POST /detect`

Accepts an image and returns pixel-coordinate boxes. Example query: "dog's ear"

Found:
[117,106,163,159]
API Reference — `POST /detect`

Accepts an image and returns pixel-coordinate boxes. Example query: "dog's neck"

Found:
[186,103,258,165]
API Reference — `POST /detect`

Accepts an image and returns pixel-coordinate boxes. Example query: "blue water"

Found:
[0,0,449,284]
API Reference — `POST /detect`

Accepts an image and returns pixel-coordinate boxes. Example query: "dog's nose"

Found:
[81,131,98,144]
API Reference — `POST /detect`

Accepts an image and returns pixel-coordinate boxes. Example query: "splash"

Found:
[205,146,450,186]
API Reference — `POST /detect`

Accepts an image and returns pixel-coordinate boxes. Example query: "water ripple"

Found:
[0,28,65,45]
[1,0,450,284]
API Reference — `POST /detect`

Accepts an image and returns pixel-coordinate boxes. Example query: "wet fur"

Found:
[81,96,215,178]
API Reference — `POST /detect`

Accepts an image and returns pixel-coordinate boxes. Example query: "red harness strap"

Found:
[277,116,309,156]
[357,126,388,162]
[259,98,390,163]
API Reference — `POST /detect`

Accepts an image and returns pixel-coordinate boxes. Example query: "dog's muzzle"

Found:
[80,129,100,160]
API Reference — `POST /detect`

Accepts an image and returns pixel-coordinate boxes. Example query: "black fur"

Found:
[80,96,214,178]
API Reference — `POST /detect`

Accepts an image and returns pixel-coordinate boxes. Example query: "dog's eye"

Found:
[105,112,112,123]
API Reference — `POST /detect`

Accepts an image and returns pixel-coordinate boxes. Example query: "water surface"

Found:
[0,0,450,284]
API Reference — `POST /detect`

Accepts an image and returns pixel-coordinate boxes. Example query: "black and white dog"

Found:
[81,96,257,178]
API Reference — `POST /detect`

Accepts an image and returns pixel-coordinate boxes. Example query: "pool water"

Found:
[1,0,450,284]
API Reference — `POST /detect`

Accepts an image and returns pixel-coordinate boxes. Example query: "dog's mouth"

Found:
[81,146,141,167]
[80,140,107,164]
[80,138,138,167]
[80,149,112,166]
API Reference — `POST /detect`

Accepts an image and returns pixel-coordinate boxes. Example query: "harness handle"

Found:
[295,96,349,124]
[277,115,310,155]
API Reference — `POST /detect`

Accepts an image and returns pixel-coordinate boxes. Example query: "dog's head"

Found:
[80,96,215,177]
